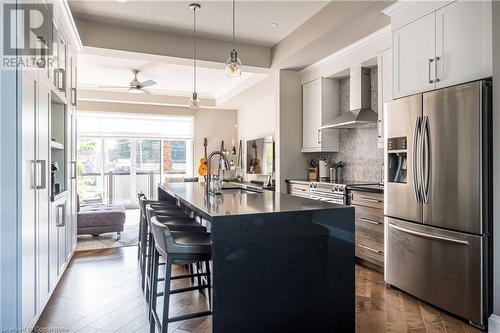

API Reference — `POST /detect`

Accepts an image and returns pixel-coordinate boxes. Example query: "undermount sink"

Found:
[219,187,261,195]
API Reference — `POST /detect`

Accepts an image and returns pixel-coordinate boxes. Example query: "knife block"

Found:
[308,167,318,181]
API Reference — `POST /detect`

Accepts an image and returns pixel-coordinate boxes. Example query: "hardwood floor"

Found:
[36,246,482,333]
[36,247,211,333]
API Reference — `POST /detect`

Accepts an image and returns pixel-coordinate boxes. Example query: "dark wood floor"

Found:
[36,246,482,333]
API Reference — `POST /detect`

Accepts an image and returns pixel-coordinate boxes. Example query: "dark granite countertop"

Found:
[159,182,349,219]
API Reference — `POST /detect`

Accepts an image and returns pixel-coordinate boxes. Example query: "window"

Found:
[77,112,194,206]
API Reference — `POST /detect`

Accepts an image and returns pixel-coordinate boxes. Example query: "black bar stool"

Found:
[138,195,189,292]
[149,216,212,333]
[144,204,206,304]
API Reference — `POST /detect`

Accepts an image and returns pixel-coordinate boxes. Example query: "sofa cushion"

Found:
[78,205,126,228]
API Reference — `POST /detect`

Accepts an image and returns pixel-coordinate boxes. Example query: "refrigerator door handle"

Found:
[413,116,422,202]
[388,222,470,246]
[422,116,430,204]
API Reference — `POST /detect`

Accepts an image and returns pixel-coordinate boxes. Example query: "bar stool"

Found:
[149,216,212,333]
[138,195,189,292]
[144,204,206,304]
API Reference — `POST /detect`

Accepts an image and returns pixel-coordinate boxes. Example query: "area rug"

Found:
[75,209,140,252]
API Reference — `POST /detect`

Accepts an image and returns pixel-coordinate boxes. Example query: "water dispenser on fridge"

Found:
[387,137,407,184]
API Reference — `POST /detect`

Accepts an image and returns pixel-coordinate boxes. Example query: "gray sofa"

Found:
[77,202,126,240]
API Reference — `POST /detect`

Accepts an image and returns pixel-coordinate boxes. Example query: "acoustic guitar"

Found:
[249,140,262,174]
[198,138,210,176]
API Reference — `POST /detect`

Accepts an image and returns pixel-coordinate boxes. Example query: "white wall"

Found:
[491,1,500,331]
[237,93,275,180]
[237,94,275,141]
[275,70,308,192]
[194,108,238,178]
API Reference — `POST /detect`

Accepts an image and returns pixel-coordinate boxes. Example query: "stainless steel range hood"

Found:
[321,66,378,129]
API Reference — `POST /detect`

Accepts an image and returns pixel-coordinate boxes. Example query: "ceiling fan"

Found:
[99,69,157,94]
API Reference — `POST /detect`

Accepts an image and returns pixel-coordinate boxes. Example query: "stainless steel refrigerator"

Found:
[384,80,492,329]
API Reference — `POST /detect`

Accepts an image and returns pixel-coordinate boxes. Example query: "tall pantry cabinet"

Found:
[17,0,82,328]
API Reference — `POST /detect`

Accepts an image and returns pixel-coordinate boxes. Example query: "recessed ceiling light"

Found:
[116,0,127,3]
[269,22,279,28]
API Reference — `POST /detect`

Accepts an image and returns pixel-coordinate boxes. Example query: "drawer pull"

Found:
[358,244,382,254]
[389,223,470,246]
[356,196,382,203]
[358,217,382,225]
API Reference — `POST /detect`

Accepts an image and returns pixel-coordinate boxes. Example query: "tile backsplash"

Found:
[307,68,384,183]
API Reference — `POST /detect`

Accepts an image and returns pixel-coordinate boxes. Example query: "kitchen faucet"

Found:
[206,151,231,196]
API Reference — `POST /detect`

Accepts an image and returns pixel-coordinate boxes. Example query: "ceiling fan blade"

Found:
[140,80,157,88]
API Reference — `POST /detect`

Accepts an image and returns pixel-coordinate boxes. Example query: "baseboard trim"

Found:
[489,314,500,332]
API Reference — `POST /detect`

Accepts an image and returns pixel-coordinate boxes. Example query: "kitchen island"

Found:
[159,182,355,333]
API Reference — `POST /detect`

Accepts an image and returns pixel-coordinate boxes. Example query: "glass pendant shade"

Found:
[225,49,242,77]
[189,92,201,110]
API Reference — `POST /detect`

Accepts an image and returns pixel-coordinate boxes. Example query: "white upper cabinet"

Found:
[435,1,492,88]
[389,0,492,99]
[302,78,339,152]
[393,12,436,98]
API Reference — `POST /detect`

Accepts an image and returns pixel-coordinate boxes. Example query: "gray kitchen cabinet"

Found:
[301,78,340,152]
[349,190,385,270]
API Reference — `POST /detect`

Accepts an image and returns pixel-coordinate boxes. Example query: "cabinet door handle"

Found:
[317,129,322,144]
[56,203,66,227]
[358,217,382,225]
[358,244,383,254]
[428,58,434,84]
[31,160,37,189]
[58,68,65,91]
[36,160,47,189]
[434,56,440,82]
[71,87,77,106]
[71,161,77,179]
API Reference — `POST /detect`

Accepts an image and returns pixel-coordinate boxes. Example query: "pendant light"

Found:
[189,3,201,109]
[225,0,242,77]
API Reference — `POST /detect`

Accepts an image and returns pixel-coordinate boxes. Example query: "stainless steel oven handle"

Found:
[358,244,383,254]
[358,217,382,225]
[389,222,469,246]
[412,116,422,202]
